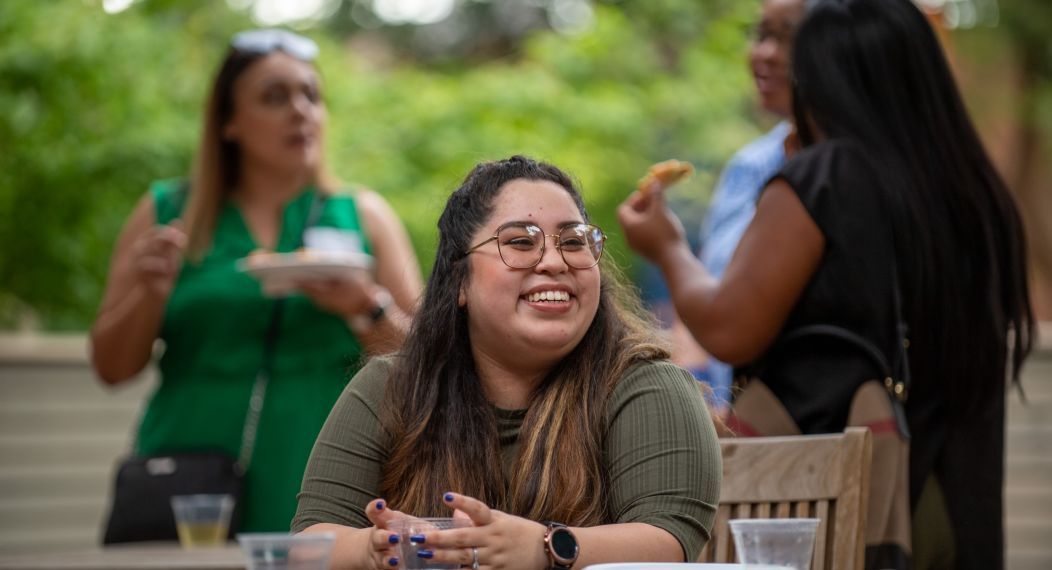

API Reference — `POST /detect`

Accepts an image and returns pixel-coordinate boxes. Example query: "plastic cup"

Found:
[237,532,335,570]
[169,494,235,548]
[389,517,470,570]
[729,518,820,570]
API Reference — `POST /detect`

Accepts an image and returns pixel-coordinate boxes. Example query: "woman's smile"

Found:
[522,285,574,313]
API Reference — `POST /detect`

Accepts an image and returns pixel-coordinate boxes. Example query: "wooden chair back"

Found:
[699,427,872,570]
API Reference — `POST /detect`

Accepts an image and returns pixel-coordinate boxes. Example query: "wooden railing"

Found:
[0,334,155,551]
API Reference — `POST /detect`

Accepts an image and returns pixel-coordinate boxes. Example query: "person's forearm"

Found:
[651,240,727,354]
[573,523,685,567]
[90,285,167,384]
[655,239,719,304]
[300,523,372,570]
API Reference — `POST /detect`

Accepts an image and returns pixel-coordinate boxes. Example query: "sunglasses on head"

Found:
[230,29,319,61]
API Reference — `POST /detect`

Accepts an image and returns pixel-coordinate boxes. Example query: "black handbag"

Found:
[101,299,285,544]
[102,451,244,543]
[746,261,912,439]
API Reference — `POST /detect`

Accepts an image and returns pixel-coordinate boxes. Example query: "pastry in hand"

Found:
[637,159,695,196]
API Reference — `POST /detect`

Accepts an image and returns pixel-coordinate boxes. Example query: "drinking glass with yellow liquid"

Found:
[170,494,235,548]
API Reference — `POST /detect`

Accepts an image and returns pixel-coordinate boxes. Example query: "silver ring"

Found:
[471,547,479,570]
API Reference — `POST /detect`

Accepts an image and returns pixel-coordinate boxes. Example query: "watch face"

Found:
[550,528,578,561]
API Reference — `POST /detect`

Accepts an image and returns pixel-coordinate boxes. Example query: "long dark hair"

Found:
[379,156,668,524]
[791,0,1034,418]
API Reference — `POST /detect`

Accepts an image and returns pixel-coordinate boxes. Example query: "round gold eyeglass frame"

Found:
[464,221,607,270]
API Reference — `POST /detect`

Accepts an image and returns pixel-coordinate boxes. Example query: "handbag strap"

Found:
[235,190,329,472]
[766,259,912,438]
[889,260,911,400]
[236,299,283,472]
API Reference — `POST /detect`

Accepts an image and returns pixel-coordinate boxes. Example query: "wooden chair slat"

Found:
[813,500,831,570]
[704,428,872,570]
[775,502,792,518]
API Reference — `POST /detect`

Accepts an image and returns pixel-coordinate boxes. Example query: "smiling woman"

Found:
[292,156,722,570]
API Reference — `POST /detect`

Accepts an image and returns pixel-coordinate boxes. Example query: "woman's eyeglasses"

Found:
[231,29,319,61]
[465,222,607,270]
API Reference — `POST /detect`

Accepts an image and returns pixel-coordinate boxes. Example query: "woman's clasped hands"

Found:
[362,493,548,570]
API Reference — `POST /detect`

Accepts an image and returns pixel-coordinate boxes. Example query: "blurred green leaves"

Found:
[0,0,763,329]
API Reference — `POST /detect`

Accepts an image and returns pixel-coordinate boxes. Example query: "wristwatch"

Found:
[542,521,579,570]
[348,288,392,335]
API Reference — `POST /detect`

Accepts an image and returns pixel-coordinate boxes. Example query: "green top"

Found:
[139,179,371,532]
[292,357,722,559]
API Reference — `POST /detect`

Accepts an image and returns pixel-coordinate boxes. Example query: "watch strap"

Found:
[348,288,392,335]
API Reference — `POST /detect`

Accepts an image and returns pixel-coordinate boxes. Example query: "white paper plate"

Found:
[236,251,374,296]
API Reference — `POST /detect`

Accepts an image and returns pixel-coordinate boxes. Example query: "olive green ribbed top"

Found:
[292,357,721,559]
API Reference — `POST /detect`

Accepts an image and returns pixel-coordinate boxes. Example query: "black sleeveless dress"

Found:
[746,139,900,432]
[742,138,1005,570]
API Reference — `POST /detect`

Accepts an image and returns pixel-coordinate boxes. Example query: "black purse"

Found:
[102,300,283,544]
[102,451,244,543]
[751,262,912,439]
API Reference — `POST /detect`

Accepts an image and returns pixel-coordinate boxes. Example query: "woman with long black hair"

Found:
[619,0,1034,568]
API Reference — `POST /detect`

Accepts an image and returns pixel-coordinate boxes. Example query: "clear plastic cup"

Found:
[729,518,820,570]
[389,517,470,570]
[237,532,335,570]
[169,494,235,548]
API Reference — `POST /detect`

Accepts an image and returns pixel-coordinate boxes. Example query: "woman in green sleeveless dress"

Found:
[90,30,422,533]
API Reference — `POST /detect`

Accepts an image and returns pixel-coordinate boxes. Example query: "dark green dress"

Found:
[137,179,369,531]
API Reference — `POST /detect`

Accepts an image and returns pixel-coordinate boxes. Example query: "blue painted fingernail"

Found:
[416,549,433,559]
[388,534,400,544]
[376,500,385,510]
[410,534,426,544]
[388,557,399,567]
[443,493,454,502]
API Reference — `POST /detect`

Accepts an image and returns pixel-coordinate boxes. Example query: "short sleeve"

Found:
[604,360,722,560]
[765,140,883,243]
[291,357,391,531]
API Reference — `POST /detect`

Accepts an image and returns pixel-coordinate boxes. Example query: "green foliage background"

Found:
[0,0,766,330]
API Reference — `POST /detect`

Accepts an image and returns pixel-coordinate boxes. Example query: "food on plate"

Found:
[238,249,372,270]
[295,247,321,261]
[244,248,329,266]
[637,159,695,196]
[235,249,375,297]
[243,250,282,267]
